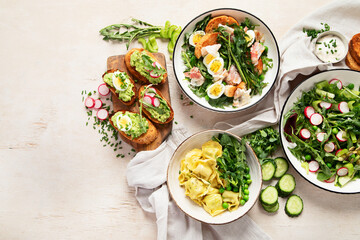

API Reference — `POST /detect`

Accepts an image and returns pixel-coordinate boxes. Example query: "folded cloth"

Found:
[127,124,271,240]
[215,0,360,136]
[127,1,360,239]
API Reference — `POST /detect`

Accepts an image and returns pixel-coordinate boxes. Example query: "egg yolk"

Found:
[204,54,216,65]
[209,84,222,97]
[114,77,125,89]
[119,117,130,129]
[193,34,203,45]
[209,60,222,73]
[245,33,252,43]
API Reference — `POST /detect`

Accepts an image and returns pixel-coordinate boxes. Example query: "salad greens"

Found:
[284,79,360,187]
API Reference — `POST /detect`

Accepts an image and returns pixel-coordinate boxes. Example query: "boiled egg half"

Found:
[116,114,132,132]
[207,57,224,76]
[189,31,205,47]
[245,30,255,47]
[113,71,128,91]
[207,82,225,99]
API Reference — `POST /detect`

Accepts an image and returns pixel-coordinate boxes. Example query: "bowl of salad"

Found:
[167,129,262,224]
[280,69,360,194]
[172,8,280,112]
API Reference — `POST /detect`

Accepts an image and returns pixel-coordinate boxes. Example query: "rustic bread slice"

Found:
[349,33,360,65]
[102,69,136,106]
[205,15,239,33]
[138,85,174,124]
[109,110,158,145]
[124,48,167,85]
[345,52,360,71]
[194,32,219,59]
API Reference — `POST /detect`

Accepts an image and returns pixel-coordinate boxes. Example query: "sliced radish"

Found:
[152,62,162,69]
[337,167,348,176]
[316,132,326,142]
[98,83,110,96]
[152,97,160,107]
[149,70,161,78]
[338,102,349,113]
[85,97,95,108]
[335,149,343,156]
[299,129,311,139]
[324,174,336,183]
[309,160,320,172]
[143,95,153,105]
[94,99,103,109]
[310,113,323,126]
[145,88,156,97]
[324,142,335,153]
[319,101,332,109]
[336,130,347,142]
[304,106,315,119]
[329,78,343,89]
[97,109,109,120]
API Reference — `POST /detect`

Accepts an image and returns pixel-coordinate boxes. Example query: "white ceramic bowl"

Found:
[172,8,280,113]
[167,130,262,224]
[279,69,360,194]
[313,31,348,63]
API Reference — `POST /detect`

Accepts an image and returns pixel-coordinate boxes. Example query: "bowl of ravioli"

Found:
[167,130,262,224]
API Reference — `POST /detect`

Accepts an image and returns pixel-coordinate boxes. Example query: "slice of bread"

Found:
[345,51,360,71]
[349,33,360,65]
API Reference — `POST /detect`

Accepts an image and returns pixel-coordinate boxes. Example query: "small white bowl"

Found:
[167,130,262,224]
[313,31,348,63]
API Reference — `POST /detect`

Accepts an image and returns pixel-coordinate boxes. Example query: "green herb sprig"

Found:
[303,23,330,40]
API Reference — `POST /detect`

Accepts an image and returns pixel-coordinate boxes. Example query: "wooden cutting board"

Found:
[107,52,173,152]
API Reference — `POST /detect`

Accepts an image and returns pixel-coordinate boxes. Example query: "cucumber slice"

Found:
[338,175,353,187]
[262,161,276,181]
[260,186,278,207]
[274,157,289,178]
[276,174,296,197]
[262,202,279,213]
[285,195,303,217]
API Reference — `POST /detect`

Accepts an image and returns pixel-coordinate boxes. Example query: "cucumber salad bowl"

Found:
[172,8,280,113]
[280,69,360,194]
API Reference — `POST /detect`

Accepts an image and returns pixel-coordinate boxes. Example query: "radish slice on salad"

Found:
[310,113,323,126]
[97,109,109,120]
[337,167,349,177]
[336,130,347,142]
[152,97,160,107]
[85,97,95,108]
[338,102,349,113]
[329,78,343,89]
[149,70,161,78]
[300,129,311,139]
[143,95,153,105]
[304,106,315,119]
[335,149,343,156]
[324,142,335,153]
[319,101,332,109]
[316,132,326,142]
[98,83,110,96]
[324,174,336,183]
[309,160,320,172]
[94,99,103,109]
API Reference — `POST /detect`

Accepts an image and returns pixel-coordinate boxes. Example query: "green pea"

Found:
[312,126,318,131]
[244,189,249,195]
[305,154,311,161]
[232,187,239,192]
[245,167,250,173]
[244,184,249,189]
[245,174,251,179]
[332,128,339,134]
[243,195,249,201]
[247,179,252,184]
[259,74,265,80]
[219,187,225,194]
[326,163,332,168]
[348,83,355,90]
[240,199,246,205]
[222,202,229,209]
[226,185,232,191]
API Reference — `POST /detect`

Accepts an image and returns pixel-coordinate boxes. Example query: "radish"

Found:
[149,70,161,78]
[143,95,153,105]
[335,149,343,156]
[324,142,335,153]
[316,132,326,142]
[97,109,109,120]
[145,88,156,97]
[310,113,323,126]
[94,99,103,109]
[329,78,343,89]
[337,167,348,176]
[152,97,160,107]
[152,62,162,69]
[85,97,95,108]
[309,160,320,172]
[300,128,311,139]
[319,101,332,109]
[98,83,110,96]
[324,174,336,183]
[304,106,315,119]
[338,102,349,113]
[336,130,347,142]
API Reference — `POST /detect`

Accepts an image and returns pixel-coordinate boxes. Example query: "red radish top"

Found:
[304,106,315,119]
[329,78,343,89]
[85,97,95,108]
[94,99,103,109]
[310,113,323,126]
[338,102,349,113]
[98,83,110,96]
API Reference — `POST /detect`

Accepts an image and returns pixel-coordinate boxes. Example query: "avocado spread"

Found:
[130,50,165,84]
[141,89,171,122]
[111,111,149,139]
[103,72,135,102]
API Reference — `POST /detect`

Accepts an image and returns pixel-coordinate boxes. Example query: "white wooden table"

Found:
[1,0,359,239]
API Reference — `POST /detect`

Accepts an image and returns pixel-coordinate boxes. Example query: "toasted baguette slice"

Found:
[345,52,360,71]
[205,15,239,33]
[125,48,167,85]
[349,33,360,65]
[195,32,219,59]
[138,85,174,124]
[109,110,158,145]
[102,69,137,106]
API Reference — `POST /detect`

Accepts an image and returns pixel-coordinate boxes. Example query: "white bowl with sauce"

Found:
[313,31,348,63]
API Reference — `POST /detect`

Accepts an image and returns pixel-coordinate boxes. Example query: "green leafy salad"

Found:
[283,79,360,187]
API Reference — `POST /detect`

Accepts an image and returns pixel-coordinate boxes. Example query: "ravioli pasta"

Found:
[178,140,241,216]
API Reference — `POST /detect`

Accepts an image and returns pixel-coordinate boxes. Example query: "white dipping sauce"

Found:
[314,34,346,63]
